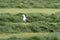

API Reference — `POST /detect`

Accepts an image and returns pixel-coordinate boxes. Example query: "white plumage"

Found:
[22,14,27,22]
[22,14,31,22]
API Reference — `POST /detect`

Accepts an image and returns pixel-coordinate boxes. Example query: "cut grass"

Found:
[0,9,60,14]
[0,32,60,40]
[0,32,58,39]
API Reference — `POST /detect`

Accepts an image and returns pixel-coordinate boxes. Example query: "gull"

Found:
[22,14,31,22]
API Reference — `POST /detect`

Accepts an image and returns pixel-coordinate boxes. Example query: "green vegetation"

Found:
[0,33,60,40]
[0,13,60,33]
[0,0,60,8]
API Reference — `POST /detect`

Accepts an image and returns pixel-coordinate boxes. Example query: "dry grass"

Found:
[0,8,60,14]
[0,32,52,39]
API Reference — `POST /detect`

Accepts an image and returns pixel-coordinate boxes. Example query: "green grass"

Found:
[0,0,60,8]
[0,13,60,33]
[0,33,60,40]
[0,9,60,14]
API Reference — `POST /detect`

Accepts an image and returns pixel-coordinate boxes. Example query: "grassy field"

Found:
[0,13,60,33]
[0,0,60,8]
[0,0,60,40]
[0,9,60,13]
[0,32,50,39]
[0,10,60,40]
[0,32,60,40]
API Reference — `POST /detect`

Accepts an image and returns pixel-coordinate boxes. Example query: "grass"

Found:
[0,32,59,40]
[0,9,60,13]
[0,0,60,8]
[0,13,60,33]
[0,9,60,40]
[0,32,49,39]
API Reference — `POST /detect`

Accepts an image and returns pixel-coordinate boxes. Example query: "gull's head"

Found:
[22,14,25,17]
